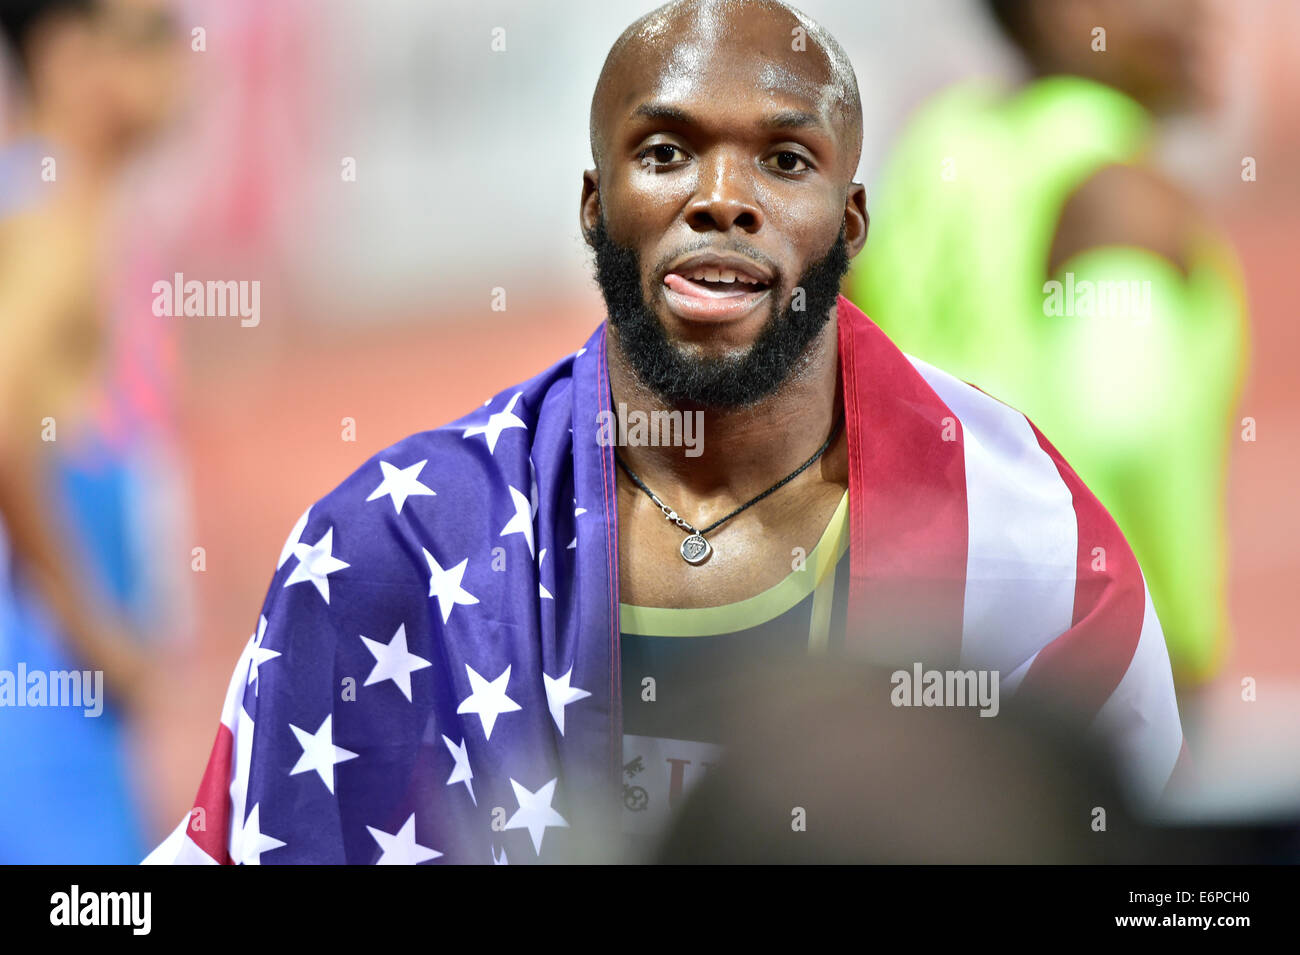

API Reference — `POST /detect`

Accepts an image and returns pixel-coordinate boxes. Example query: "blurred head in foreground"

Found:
[650,656,1195,864]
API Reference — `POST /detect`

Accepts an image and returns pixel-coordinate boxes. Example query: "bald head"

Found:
[589,0,862,180]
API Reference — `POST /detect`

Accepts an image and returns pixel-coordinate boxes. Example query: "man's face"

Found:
[584,4,865,408]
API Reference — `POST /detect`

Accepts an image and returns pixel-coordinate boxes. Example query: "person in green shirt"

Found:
[849,0,1247,687]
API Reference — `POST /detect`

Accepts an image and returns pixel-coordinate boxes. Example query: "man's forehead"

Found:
[595,0,853,138]
[620,45,839,123]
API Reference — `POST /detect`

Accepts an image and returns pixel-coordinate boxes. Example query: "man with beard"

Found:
[147,0,1185,865]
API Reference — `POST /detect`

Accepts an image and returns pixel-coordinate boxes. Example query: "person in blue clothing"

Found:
[0,0,187,863]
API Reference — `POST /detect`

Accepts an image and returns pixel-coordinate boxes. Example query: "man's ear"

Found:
[580,170,601,246]
[843,182,869,258]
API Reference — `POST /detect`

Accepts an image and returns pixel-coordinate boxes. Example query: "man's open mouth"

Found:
[661,255,773,321]
[664,266,770,297]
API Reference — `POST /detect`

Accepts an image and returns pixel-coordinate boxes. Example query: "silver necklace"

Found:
[614,416,843,565]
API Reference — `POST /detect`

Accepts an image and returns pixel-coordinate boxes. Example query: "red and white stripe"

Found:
[142,626,260,865]
[838,295,1184,804]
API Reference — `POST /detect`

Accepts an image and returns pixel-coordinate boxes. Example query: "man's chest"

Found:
[615,491,852,845]
[615,478,848,607]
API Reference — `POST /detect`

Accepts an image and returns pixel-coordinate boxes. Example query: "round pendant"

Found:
[680,534,711,565]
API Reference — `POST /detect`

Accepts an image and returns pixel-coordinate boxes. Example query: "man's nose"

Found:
[683,151,764,234]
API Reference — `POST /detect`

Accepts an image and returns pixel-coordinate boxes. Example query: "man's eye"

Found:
[639,144,687,165]
[764,151,810,173]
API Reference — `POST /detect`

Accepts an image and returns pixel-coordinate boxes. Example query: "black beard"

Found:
[588,219,850,409]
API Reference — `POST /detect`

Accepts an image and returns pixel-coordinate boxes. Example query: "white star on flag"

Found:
[499,486,535,557]
[463,392,526,453]
[365,459,436,514]
[360,624,432,702]
[288,714,359,794]
[283,527,350,603]
[237,803,286,865]
[538,548,553,600]
[504,777,568,855]
[423,549,479,623]
[568,499,586,550]
[246,615,280,694]
[543,666,591,736]
[366,814,442,865]
[442,734,475,804]
[493,844,509,865]
[277,506,311,570]
[456,664,521,740]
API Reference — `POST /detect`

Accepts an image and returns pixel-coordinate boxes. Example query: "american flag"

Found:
[144,296,1185,864]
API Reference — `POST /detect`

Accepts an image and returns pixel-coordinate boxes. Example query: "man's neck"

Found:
[605,310,846,511]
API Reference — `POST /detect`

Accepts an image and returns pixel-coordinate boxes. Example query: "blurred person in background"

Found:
[0,0,187,862]
[849,0,1248,689]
